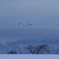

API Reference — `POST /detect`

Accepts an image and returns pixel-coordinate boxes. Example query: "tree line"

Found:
[8,44,50,54]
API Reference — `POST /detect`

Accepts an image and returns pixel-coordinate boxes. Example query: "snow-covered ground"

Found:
[0,55,59,59]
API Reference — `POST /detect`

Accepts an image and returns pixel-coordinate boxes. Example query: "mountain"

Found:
[15,22,39,27]
[0,39,59,54]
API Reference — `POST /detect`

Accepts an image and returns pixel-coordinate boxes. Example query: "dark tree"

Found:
[8,51,17,54]
[26,44,50,54]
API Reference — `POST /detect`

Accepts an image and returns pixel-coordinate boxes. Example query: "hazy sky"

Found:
[0,0,59,27]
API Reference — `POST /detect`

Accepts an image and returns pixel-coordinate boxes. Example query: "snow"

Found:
[0,39,59,54]
[0,55,59,59]
[15,22,39,27]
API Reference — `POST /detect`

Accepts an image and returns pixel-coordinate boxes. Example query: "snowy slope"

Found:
[0,39,59,54]
[15,22,39,27]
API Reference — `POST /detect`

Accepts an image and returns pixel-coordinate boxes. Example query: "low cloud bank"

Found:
[0,27,59,42]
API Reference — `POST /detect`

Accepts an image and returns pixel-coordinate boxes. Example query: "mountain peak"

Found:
[15,22,39,27]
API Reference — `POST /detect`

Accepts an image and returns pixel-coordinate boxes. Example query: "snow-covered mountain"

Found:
[15,22,39,27]
[0,39,59,54]
[0,25,59,54]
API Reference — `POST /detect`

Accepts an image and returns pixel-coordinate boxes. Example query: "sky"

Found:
[0,0,59,27]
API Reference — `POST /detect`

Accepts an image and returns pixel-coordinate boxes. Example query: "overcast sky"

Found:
[0,0,59,27]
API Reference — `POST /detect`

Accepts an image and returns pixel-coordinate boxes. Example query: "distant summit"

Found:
[15,22,39,27]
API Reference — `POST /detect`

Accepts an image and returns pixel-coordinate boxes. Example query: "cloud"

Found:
[0,27,59,42]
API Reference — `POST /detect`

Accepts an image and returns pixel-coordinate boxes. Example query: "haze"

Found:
[0,0,59,27]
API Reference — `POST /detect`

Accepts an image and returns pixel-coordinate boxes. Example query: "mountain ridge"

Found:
[15,22,39,27]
